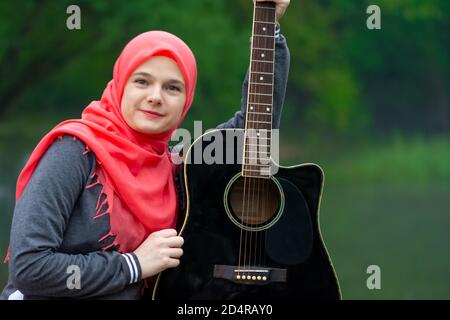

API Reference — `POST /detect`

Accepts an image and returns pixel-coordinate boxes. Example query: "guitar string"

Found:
[245,2,258,276]
[247,1,264,273]
[258,4,275,269]
[250,4,263,271]
[267,6,276,269]
[240,2,275,277]
[240,2,258,278]
[255,4,273,266]
[255,6,267,264]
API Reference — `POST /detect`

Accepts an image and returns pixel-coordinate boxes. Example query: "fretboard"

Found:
[243,1,276,178]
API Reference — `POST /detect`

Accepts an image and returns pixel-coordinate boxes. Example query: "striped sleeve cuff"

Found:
[122,253,142,284]
[274,22,281,39]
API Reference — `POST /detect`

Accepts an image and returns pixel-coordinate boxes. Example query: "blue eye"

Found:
[135,79,147,85]
[168,85,181,92]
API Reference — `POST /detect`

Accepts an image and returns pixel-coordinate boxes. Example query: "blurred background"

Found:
[0,0,449,299]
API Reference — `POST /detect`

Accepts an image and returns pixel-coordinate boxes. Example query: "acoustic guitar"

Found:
[153,1,341,300]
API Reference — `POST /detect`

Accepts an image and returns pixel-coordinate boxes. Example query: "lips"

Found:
[140,109,164,118]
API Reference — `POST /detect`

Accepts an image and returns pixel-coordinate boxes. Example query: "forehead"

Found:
[133,56,185,83]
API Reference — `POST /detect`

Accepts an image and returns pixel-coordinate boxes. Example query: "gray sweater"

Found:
[1,34,290,300]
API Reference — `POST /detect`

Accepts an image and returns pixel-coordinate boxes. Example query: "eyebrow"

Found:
[131,72,185,87]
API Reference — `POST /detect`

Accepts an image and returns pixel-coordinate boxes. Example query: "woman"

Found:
[1,0,290,299]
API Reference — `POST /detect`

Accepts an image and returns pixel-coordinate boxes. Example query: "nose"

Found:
[147,86,162,106]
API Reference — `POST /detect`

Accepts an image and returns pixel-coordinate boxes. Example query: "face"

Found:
[121,56,186,135]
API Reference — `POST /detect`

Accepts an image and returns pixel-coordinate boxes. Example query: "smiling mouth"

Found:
[140,109,164,118]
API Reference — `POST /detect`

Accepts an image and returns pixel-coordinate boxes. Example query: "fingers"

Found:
[164,247,183,259]
[160,248,183,270]
[150,229,184,248]
[164,236,184,248]
[166,257,181,269]
[152,228,178,238]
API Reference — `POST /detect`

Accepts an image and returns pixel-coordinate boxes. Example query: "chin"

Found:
[137,127,163,135]
[138,125,168,135]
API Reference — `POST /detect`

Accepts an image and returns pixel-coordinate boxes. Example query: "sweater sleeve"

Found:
[216,30,290,130]
[8,135,141,299]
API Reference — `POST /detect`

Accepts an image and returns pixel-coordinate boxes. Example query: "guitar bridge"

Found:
[213,265,287,285]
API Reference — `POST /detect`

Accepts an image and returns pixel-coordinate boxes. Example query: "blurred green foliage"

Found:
[0,0,448,134]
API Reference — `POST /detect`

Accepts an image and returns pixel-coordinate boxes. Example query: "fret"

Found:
[247,111,272,116]
[243,172,271,179]
[253,47,275,51]
[247,118,272,125]
[252,59,274,64]
[243,166,270,171]
[246,135,271,140]
[250,77,272,85]
[243,172,271,178]
[245,142,270,148]
[253,34,275,38]
[243,166,270,170]
[246,119,272,124]
[245,156,271,161]
[242,168,271,174]
[254,20,276,25]
[249,82,272,87]
[249,85,272,95]
[243,173,271,179]
[245,150,272,155]
[246,121,271,127]
[245,148,270,154]
[245,155,271,161]
[247,119,272,123]
[250,71,273,75]
[245,144,271,149]
[249,92,272,97]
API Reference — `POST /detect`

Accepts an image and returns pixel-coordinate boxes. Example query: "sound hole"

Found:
[228,177,281,227]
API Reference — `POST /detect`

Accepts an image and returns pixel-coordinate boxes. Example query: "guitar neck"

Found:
[243,2,277,178]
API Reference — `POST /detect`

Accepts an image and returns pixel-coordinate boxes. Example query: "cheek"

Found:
[121,88,139,119]
[172,99,186,124]
[120,97,131,123]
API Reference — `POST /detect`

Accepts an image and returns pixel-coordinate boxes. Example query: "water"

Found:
[1,144,449,298]
[320,183,450,299]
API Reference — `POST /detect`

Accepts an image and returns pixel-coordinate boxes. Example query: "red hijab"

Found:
[8,31,197,259]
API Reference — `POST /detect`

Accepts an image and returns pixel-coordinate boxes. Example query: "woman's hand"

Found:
[255,0,290,21]
[133,228,184,279]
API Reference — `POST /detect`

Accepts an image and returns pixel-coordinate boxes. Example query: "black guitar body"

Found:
[153,129,341,300]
